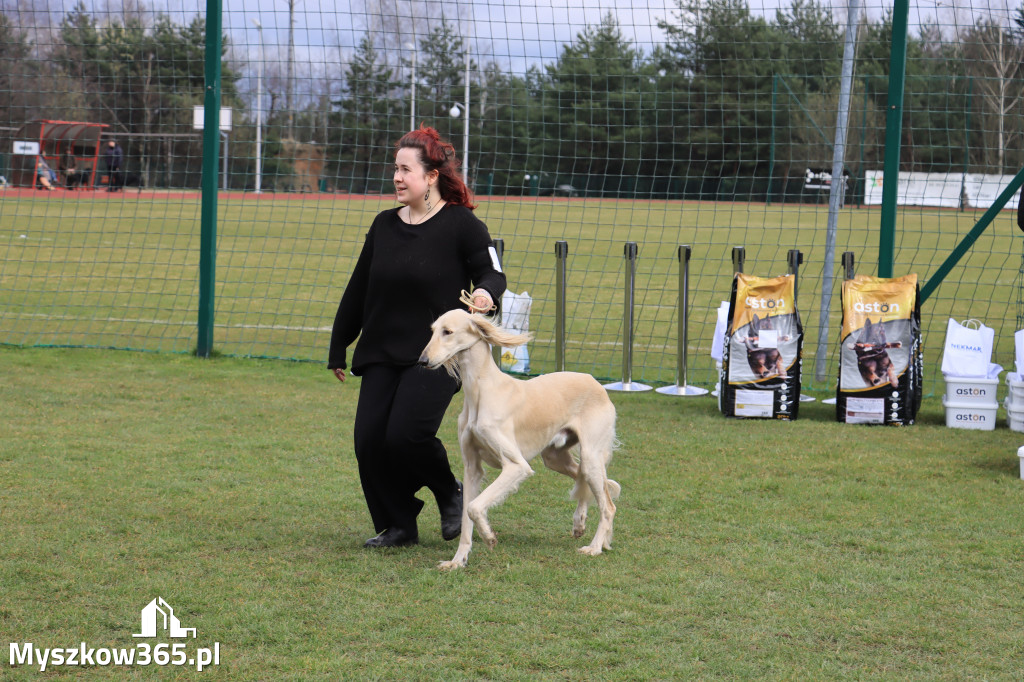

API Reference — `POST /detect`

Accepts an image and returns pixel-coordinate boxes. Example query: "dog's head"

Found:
[858,318,887,349]
[742,314,767,352]
[418,309,533,379]
[851,317,892,352]
[750,314,772,335]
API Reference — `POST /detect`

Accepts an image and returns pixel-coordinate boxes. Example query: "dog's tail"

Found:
[470,313,533,348]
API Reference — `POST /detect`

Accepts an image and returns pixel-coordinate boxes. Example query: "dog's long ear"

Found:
[470,314,533,348]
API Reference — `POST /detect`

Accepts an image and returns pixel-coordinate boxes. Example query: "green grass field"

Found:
[1,191,1021,392]
[2,346,1023,679]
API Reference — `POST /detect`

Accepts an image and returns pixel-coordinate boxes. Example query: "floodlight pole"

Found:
[253,18,263,194]
[404,41,417,130]
[462,36,470,185]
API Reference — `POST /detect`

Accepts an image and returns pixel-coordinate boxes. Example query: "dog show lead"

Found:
[328,125,506,549]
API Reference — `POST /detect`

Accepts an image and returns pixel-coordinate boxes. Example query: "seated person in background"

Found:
[36,157,56,191]
[60,149,79,189]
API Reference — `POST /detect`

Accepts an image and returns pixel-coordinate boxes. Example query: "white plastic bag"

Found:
[1016,329,1024,376]
[940,318,994,378]
[710,301,730,362]
[499,290,531,373]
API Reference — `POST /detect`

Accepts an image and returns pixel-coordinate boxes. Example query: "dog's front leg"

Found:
[464,431,535,551]
[439,435,485,571]
[439,462,484,570]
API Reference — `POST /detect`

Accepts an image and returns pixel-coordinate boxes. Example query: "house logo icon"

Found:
[132,597,197,638]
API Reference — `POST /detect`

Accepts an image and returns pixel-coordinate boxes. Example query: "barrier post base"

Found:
[656,384,709,397]
[604,381,653,392]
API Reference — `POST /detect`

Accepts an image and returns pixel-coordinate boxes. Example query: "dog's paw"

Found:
[438,559,466,571]
[484,532,498,549]
[578,545,603,556]
[572,527,585,539]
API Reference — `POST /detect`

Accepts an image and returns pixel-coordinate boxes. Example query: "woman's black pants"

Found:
[353,363,460,535]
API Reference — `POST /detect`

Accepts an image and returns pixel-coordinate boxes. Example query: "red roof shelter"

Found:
[9,120,109,189]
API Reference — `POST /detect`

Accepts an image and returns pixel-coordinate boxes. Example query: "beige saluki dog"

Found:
[418,309,620,570]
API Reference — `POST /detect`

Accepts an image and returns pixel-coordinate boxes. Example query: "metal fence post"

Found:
[196,0,223,358]
[878,0,911,278]
[605,242,651,392]
[821,251,858,404]
[658,245,708,396]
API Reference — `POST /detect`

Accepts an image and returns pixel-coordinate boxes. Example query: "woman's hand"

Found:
[332,368,346,382]
[467,288,494,313]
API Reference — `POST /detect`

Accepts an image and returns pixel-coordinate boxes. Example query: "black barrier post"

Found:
[657,245,709,396]
[842,251,856,280]
[787,249,803,300]
[554,240,568,372]
[605,242,652,392]
[732,246,745,274]
[786,249,815,403]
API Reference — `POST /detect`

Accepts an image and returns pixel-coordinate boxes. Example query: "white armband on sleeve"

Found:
[488,246,503,273]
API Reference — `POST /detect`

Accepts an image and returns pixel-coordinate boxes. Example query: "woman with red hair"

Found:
[328,126,506,548]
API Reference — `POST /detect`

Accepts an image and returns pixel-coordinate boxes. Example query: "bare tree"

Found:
[963,16,1024,172]
[941,0,1024,172]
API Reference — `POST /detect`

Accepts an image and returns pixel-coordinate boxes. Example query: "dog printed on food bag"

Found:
[849,318,901,388]
[737,314,789,379]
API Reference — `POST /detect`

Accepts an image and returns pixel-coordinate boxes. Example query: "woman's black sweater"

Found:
[328,204,507,375]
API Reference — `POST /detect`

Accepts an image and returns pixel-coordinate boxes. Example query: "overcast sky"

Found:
[211,0,1018,71]
[27,0,1021,74]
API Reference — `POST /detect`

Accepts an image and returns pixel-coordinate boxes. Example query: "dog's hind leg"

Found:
[577,420,618,556]
[541,442,588,538]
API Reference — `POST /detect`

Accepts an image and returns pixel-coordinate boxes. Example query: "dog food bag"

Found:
[720,273,803,420]
[836,274,922,425]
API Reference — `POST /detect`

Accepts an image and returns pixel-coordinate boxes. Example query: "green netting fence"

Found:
[1,0,1022,391]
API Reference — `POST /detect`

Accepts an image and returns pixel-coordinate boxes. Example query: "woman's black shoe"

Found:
[364,528,418,548]
[439,481,463,541]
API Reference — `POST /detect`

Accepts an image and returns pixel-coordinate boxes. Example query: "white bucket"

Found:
[1006,373,1024,406]
[1004,398,1024,433]
[942,397,997,431]
[943,375,999,405]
